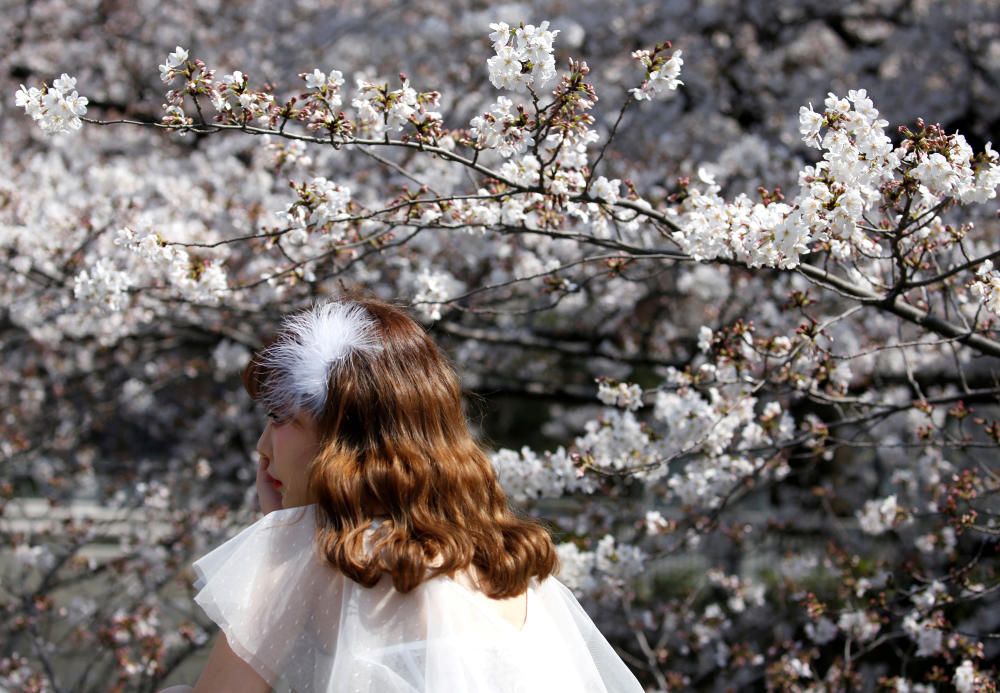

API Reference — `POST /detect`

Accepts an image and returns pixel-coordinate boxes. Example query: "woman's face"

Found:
[255,409,321,509]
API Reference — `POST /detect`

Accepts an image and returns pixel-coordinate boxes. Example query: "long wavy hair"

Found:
[242,294,558,598]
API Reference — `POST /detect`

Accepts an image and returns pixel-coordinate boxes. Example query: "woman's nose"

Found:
[256,423,271,457]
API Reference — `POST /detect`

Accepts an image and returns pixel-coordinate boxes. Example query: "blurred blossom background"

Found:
[2,1,998,691]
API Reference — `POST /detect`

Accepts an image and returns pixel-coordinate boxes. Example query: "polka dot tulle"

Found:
[192,504,643,692]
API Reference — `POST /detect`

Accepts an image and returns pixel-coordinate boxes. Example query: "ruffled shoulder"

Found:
[529,577,646,692]
[192,504,339,689]
[192,505,644,692]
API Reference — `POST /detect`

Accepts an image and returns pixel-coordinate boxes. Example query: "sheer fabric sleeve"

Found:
[192,505,345,692]
[529,577,646,692]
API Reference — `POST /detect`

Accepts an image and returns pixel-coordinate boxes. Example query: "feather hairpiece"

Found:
[257,300,382,418]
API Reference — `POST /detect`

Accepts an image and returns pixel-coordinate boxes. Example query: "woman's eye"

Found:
[266,411,287,425]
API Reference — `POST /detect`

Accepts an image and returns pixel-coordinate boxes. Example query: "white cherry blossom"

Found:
[158,46,189,83]
[857,495,902,535]
[15,73,88,135]
[630,49,683,101]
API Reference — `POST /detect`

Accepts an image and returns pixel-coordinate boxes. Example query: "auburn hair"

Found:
[241,294,558,598]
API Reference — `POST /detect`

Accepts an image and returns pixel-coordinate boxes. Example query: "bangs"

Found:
[241,346,282,410]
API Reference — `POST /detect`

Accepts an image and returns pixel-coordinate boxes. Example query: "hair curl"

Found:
[242,294,558,598]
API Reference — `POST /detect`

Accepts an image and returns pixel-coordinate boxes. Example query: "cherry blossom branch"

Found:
[899,247,1000,292]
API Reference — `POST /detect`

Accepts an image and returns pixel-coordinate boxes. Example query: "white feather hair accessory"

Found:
[256,300,382,418]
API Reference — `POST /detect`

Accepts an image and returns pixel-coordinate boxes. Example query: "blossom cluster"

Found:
[494,355,803,510]
[909,132,999,206]
[156,45,447,144]
[294,68,354,138]
[210,69,275,122]
[261,134,313,169]
[555,535,645,595]
[902,581,948,657]
[157,46,207,131]
[411,267,462,321]
[486,21,560,92]
[167,48,351,140]
[351,75,443,141]
[676,90,892,268]
[837,609,881,642]
[73,259,133,312]
[856,494,907,535]
[788,87,897,260]
[158,46,188,83]
[15,73,88,135]
[970,259,1000,315]
[490,444,595,503]
[589,176,621,204]
[671,87,1000,279]
[278,176,353,245]
[595,377,644,411]
[114,226,229,305]
[469,96,534,158]
[954,660,991,692]
[629,43,684,101]
[0,653,46,692]
[706,569,767,613]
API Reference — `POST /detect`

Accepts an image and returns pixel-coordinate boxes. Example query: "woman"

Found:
[160,296,644,692]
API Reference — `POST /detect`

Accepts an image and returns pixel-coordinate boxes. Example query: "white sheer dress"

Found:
[191,504,645,692]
